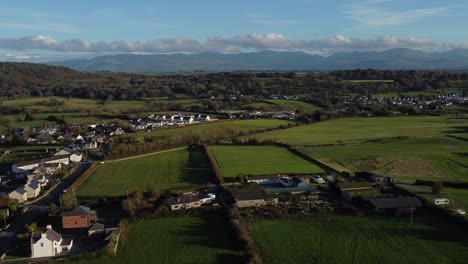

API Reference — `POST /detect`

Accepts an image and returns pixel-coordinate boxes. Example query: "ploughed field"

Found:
[77,147,213,198]
[251,212,468,264]
[209,145,324,179]
[69,213,242,264]
[301,136,468,182]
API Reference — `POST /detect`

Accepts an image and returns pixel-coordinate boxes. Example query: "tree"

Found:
[432,182,443,194]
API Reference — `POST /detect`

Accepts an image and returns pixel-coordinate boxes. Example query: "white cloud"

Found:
[0,33,465,58]
[343,1,449,28]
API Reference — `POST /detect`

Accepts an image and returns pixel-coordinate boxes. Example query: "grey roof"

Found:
[246,175,283,181]
[15,155,70,168]
[165,193,209,206]
[45,228,62,242]
[60,238,73,246]
[89,222,105,231]
[61,205,91,216]
[11,187,26,195]
[370,197,422,209]
[26,179,40,189]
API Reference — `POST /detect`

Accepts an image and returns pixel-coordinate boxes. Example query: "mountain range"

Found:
[45,48,468,72]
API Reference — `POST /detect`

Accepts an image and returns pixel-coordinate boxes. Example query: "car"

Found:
[310,175,325,184]
[455,208,466,215]
[433,198,449,205]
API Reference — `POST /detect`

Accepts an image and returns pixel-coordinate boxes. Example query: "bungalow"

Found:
[31,225,73,258]
[24,178,41,199]
[195,115,211,122]
[369,197,422,215]
[245,175,283,185]
[183,116,194,124]
[61,205,97,229]
[164,192,215,211]
[8,187,28,203]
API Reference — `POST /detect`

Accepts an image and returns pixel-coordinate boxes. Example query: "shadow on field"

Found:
[443,125,468,134]
[181,146,215,185]
[169,212,243,263]
[385,212,468,248]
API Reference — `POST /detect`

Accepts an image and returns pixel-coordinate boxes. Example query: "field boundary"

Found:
[203,144,224,184]
[106,146,188,162]
[67,163,98,192]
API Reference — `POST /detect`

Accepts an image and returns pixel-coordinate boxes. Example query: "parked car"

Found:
[310,175,325,184]
[433,198,449,205]
[455,208,466,215]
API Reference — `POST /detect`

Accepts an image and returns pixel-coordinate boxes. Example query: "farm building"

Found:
[369,197,422,215]
[232,189,278,208]
[61,206,97,229]
[12,155,70,173]
[164,192,216,211]
[31,225,73,258]
[246,175,283,184]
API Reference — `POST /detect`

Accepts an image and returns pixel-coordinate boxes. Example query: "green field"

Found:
[210,145,324,179]
[78,147,213,198]
[301,136,468,182]
[70,214,242,264]
[139,119,293,141]
[419,187,468,209]
[246,116,468,146]
[244,100,321,113]
[343,79,394,83]
[251,213,468,264]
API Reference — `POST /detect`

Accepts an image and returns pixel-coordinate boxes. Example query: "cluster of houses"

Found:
[30,205,115,258]
[2,148,82,203]
[1,123,126,149]
[129,113,213,130]
[221,110,296,120]
[340,93,467,110]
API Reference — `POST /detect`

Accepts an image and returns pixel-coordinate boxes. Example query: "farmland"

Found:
[251,212,468,264]
[245,116,468,146]
[210,145,324,179]
[139,119,293,141]
[77,147,213,198]
[300,136,468,182]
[244,99,322,113]
[70,213,242,264]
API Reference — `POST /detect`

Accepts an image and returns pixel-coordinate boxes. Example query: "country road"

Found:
[0,162,91,256]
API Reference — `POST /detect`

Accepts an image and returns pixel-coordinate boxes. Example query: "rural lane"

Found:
[0,162,91,256]
[106,146,188,162]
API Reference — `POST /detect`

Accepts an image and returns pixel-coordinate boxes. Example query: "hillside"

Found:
[46,49,468,73]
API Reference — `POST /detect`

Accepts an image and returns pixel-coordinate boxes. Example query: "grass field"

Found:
[419,187,468,209]
[77,147,213,198]
[244,99,321,113]
[246,116,468,146]
[139,119,293,141]
[251,212,468,264]
[300,136,468,182]
[70,213,242,264]
[210,145,324,179]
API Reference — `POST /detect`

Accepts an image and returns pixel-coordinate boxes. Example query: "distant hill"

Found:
[45,49,468,72]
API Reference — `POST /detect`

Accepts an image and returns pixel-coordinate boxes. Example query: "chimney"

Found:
[46,225,52,230]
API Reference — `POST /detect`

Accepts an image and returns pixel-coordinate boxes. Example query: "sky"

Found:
[0,0,467,62]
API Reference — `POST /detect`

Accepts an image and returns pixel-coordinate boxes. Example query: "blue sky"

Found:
[0,0,467,61]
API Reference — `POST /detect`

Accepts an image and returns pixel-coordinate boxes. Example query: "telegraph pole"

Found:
[410,206,414,225]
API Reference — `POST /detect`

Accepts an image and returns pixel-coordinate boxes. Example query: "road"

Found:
[0,162,91,256]
[106,146,187,162]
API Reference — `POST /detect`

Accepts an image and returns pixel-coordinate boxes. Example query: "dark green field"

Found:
[68,213,242,264]
[210,145,324,179]
[78,147,213,198]
[251,212,468,264]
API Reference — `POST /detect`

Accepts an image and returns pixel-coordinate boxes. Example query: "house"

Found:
[69,151,82,163]
[182,116,194,124]
[83,141,98,149]
[54,148,74,157]
[195,115,211,122]
[61,206,97,229]
[24,178,41,199]
[31,225,73,258]
[370,174,395,183]
[164,192,215,211]
[8,187,28,203]
[369,197,422,215]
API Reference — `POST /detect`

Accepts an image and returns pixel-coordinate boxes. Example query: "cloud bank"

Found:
[0,34,467,56]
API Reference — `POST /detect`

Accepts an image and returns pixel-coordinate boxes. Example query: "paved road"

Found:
[0,162,91,256]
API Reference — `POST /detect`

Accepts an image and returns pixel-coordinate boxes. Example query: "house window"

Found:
[75,221,78,224]
[81,215,85,219]
[40,243,44,247]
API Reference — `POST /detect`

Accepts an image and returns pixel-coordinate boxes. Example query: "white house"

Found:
[31,225,73,258]
[54,148,73,157]
[24,178,41,199]
[70,151,82,163]
[183,116,194,124]
[8,187,28,203]
[12,155,69,174]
